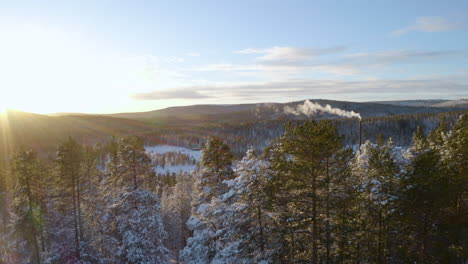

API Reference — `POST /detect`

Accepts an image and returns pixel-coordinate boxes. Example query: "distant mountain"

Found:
[108,104,258,120]
[107,99,461,123]
[371,99,468,109]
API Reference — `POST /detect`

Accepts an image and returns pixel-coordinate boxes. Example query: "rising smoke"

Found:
[284,99,361,119]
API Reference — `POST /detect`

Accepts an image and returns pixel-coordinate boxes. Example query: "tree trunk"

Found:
[325,158,331,264]
[132,151,138,190]
[25,166,41,264]
[257,204,265,253]
[77,174,83,244]
[71,172,80,261]
[312,170,318,264]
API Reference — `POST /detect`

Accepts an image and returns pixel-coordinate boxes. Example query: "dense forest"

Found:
[0,114,466,263]
[147,110,467,156]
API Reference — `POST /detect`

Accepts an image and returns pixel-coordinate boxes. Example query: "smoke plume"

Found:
[284,100,361,119]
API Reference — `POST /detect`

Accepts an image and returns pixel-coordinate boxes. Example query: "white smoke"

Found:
[284,99,361,119]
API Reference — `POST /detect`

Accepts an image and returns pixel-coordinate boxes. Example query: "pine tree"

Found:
[285,120,344,263]
[352,138,401,263]
[54,137,84,262]
[10,150,43,264]
[181,137,234,264]
[0,169,10,263]
[213,148,278,264]
[107,189,169,263]
[429,116,449,149]
[161,172,193,258]
[438,114,468,262]
[109,136,154,191]
[102,136,170,263]
[78,145,107,263]
[398,135,444,262]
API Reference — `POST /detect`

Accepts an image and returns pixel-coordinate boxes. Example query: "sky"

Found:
[0,0,467,114]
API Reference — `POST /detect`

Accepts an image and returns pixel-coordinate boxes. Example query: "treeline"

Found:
[181,115,467,263]
[144,111,467,156]
[0,114,466,263]
[0,136,173,263]
[149,152,197,170]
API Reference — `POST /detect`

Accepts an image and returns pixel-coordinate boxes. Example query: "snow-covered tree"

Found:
[213,148,277,264]
[99,136,170,263]
[351,138,401,263]
[180,137,234,264]
[161,172,193,258]
[10,150,43,264]
[108,136,154,190]
[104,189,169,263]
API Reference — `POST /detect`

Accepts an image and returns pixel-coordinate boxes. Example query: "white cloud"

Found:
[132,89,211,100]
[392,16,465,36]
[152,77,468,100]
[236,46,346,64]
[342,50,462,66]
[133,76,468,101]
[198,47,461,78]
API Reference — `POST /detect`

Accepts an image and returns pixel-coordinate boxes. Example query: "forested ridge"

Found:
[0,114,466,263]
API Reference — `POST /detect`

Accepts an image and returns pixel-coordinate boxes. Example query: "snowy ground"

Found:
[145,145,202,174]
[145,145,202,160]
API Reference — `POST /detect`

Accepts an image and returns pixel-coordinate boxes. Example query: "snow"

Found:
[145,145,202,160]
[145,145,202,173]
[153,164,197,174]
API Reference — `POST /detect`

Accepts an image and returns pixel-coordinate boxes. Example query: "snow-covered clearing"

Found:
[145,145,202,173]
[145,145,202,160]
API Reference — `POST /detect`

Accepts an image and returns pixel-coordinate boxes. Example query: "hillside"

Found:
[0,110,157,164]
[372,99,468,108]
[107,99,461,123]
[5,99,466,162]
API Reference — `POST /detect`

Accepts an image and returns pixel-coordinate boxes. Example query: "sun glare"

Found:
[0,23,145,114]
[0,24,107,114]
[0,97,8,114]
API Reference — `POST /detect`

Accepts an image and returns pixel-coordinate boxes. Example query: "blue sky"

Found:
[0,0,467,113]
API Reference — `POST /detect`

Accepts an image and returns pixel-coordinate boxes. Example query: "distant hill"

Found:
[106,99,461,123]
[372,99,468,109]
[0,110,156,165]
[6,98,465,164]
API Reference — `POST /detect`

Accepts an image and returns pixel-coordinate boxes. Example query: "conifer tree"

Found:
[54,137,83,261]
[267,120,348,263]
[161,172,193,257]
[352,138,401,263]
[10,150,42,264]
[181,137,234,264]
[102,136,170,263]
[110,136,153,190]
[213,148,279,263]
[398,131,444,262]
[438,114,467,262]
[0,169,10,262]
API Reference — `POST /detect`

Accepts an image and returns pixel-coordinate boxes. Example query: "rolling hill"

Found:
[371,99,468,108]
[106,99,464,123]
[4,99,466,165]
[0,110,157,165]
